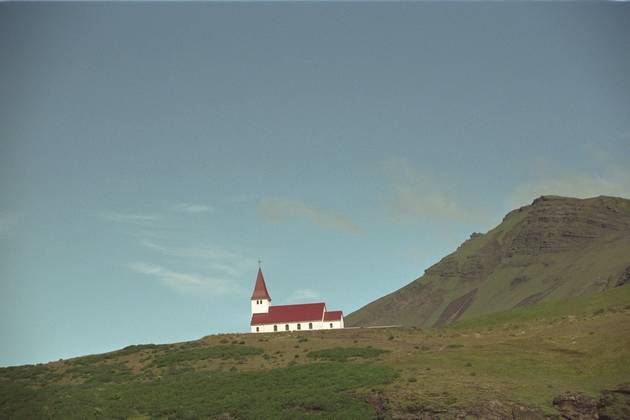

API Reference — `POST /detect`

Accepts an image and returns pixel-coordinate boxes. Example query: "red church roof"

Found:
[251,303,326,326]
[323,310,343,321]
[250,268,271,301]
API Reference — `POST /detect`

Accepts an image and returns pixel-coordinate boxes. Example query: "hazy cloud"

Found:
[101,212,162,225]
[140,240,255,278]
[230,193,260,204]
[128,262,241,296]
[172,203,213,213]
[382,157,489,224]
[508,165,630,208]
[288,289,321,302]
[0,213,16,236]
[258,197,363,235]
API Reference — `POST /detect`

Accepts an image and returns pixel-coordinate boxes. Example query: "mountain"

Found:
[346,195,630,328]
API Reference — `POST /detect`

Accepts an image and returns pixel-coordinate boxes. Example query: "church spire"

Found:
[251,266,271,301]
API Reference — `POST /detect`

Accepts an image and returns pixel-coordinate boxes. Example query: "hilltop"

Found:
[1,285,630,418]
[346,195,630,328]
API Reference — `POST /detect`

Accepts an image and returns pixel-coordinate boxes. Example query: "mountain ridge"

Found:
[346,195,630,327]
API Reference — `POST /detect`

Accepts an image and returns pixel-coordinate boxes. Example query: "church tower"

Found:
[251,267,271,315]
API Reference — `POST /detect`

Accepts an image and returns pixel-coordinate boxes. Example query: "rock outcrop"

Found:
[553,392,599,419]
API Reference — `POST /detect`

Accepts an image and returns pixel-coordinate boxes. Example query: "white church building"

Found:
[250,267,344,333]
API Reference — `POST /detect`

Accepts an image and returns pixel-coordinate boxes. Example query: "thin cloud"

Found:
[230,193,260,204]
[508,165,630,208]
[128,262,241,296]
[101,212,162,225]
[258,197,363,235]
[0,213,16,237]
[288,289,321,302]
[382,157,490,224]
[173,203,213,213]
[140,240,250,263]
[140,240,255,278]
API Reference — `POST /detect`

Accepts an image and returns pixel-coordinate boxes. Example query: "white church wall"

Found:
[326,319,343,329]
[251,319,343,333]
[251,299,270,314]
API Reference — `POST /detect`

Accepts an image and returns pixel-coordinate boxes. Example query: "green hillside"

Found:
[346,195,630,328]
[2,285,630,419]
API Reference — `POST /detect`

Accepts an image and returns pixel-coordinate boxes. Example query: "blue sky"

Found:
[1,3,629,367]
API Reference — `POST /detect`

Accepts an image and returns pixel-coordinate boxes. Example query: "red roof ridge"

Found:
[271,302,326,308]
[323,310,343,321]
[251,302,328,325]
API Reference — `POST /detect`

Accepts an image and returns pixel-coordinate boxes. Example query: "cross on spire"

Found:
[258,258,262,268]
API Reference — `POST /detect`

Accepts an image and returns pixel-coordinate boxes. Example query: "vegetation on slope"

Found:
[151,344,263,368]
[1,285,629,418]
[307,347,389,362]
[1,363,396,419]
[346,195,630,328]
[451,277,630,332]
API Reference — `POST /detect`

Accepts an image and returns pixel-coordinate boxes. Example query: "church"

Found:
[250,267,344,333]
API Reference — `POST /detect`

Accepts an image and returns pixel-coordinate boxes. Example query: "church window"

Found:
[309,323,313,329]
[274,325,277,331]
[285,324,289,331]
[297,323,301,330]
[330,323,333,328]
[256,327,259,332]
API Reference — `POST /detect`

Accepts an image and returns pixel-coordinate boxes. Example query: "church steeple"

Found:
[251,266,271,315]
[251,267,271,301]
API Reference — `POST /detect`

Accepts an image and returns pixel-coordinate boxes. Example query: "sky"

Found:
[1,3,630,367]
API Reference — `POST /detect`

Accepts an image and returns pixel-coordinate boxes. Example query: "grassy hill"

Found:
[346,195,630,328]
[2,285,630,419]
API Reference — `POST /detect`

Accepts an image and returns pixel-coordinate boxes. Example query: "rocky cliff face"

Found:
[504,195,630,255]
[346,196,630,328]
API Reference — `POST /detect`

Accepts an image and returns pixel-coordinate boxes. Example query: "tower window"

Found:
[285,324,289,331]
[297,323,301,330]
[330,323,333,328]
[309,322,313,329]
[274,325,278,332]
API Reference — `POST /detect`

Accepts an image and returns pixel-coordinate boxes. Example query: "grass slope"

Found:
[2,363,396,419]
[1,285,629,418]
